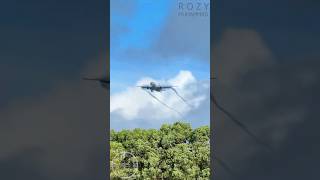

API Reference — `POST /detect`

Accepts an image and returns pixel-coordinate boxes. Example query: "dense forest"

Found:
[110,122,210,179]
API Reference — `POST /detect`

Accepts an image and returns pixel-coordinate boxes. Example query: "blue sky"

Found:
[111,0,210,91]
[110,0,210,129]
[111,0,173,91]
[111,0,171,49]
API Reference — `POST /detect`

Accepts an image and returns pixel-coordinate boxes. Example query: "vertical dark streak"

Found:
[106,0,110,178]
[210,0,215,179]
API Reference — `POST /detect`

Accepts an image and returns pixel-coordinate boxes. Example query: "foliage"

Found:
[110,122,210,179]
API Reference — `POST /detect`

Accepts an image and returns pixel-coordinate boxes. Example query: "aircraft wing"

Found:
[161,86,174,89]
[137,85,151,89]
[83,77,109,83]
[83,77,101,81]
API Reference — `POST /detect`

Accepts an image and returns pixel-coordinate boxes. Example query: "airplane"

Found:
[137,82,174,92]
[82,77,109,89]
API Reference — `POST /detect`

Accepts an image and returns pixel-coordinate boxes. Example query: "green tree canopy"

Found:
[110,122,210,180]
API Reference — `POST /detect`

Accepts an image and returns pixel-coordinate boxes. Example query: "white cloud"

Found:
[110,70,208,122]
